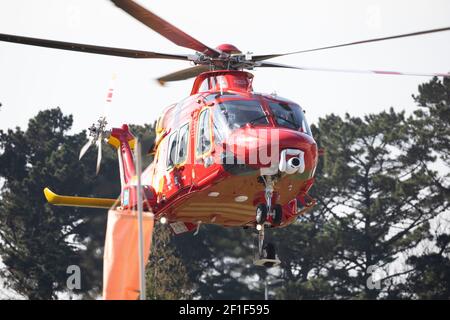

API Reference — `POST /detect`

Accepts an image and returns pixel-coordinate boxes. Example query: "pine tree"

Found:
[275,109,446,299]
[401,233,450,299]
[173,225,264,299]
[271,214,337,299]
[273,127,338,299]
[146,225,192,299]
[412,77,450,161]
[410,76,450,201]
[394,76,450,299]
[0,108,128,299]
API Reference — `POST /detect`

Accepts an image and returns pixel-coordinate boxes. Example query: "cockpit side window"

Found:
[196,109,212,156]
[177,123,189,164]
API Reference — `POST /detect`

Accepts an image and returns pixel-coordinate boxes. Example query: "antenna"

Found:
[135,139,146,300]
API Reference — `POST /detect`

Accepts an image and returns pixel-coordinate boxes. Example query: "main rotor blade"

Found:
[0,33,190,60]
[111,0,221,57]
[157,65,211,85]
[96,138,102,175]
[257,61,450,78]
[79,137,94,160]
[252,26,450,61]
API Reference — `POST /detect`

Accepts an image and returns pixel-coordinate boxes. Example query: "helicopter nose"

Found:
[223,127,317,174]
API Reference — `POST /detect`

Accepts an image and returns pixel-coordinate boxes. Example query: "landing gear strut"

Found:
[264,175,274,214]
[256,175,283,226]
[253,175,281,267]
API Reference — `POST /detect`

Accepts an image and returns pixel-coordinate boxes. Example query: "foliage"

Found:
[401,233,450,299]
[276,102,448,299]
[1,76,450,300]
[0,108,115,299]
[146,225,192,299]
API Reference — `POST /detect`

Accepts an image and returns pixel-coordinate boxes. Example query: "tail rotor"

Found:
[79,116,110,174]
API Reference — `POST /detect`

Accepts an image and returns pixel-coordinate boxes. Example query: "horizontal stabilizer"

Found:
[43,187,117,209]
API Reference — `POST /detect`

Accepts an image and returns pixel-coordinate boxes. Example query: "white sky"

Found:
[0,0,450,133]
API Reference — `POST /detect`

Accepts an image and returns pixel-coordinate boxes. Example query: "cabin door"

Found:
[192,107,216,185]
[165,121,192,198]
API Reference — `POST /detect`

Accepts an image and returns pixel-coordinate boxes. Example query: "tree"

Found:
[394,76,450,299]
[410,76,450,205]
[172,225,267,299]
[270,124,340,300]
[274,109,446,299]
[401,233,450,299]
[271,215,337,300]
[145,225,192,299]
[3,77,449,300]
[130,122,157,167]
[0,108,120,299]
[412,77,450,164]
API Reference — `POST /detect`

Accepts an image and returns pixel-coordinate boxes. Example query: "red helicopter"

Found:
[1,0,449,267]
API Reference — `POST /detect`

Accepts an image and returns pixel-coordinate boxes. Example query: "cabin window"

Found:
[268,102,312,136]
[196,109,212,156]
[167,131,178,169]
[177,123,189,164]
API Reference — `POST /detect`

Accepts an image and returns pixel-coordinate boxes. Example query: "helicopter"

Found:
[1,0,449,270]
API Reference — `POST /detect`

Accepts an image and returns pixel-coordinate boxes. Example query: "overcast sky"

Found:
[0,0,450,134]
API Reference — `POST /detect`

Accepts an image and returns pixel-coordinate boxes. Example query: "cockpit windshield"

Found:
[213,100,269,130]
[211,98,312,144]
[268,102,312,136]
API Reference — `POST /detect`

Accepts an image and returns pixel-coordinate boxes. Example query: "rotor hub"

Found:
[216,44,241,55]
